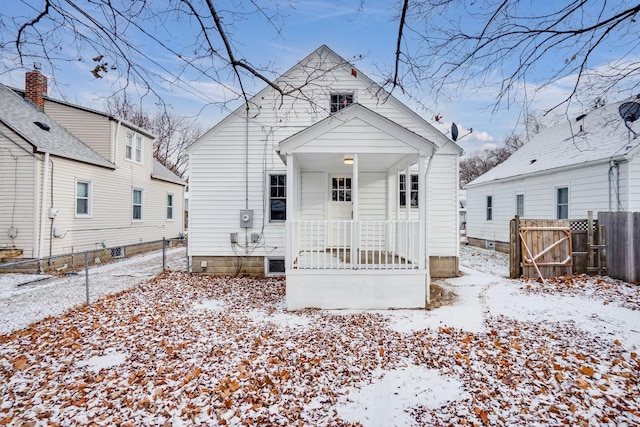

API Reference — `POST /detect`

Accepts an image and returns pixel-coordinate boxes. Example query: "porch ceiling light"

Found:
[343,156,354,165]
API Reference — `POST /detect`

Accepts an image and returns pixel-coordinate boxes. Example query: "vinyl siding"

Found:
[44,100,113,162]
[427,154,459,256]
[0,126,38,257]
[39,154,184,255]
[466,162,617,243]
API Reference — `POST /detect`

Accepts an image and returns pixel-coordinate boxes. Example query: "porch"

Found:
[278,104,437,310]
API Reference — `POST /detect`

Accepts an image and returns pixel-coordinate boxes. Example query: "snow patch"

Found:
[77,350,128,372]
[337,365,466,426]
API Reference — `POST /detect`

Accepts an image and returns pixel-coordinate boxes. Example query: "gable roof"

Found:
[0,84,115,169]
[467,99,640,187]
[279,103,437,156]
[188,45,461,155]
[151,159,187,185]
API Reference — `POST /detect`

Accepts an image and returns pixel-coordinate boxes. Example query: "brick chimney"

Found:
[25,68,47,110]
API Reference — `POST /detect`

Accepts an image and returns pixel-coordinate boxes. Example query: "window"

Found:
[332,177,351,202]
[270,175,286,221]
[166,194,174,220]
[399,174,419,208]
[125,132,143,163]
[135,135,142,162]
[76,180,91,216]
[330,93,354,113]
[486,195,493,220]
[266,258,285,275]
[557,187,568,219]
[132,189,143,220]
[516,194,524,217]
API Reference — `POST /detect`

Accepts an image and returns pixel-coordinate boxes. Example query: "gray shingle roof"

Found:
[0,84,114,169]
[152,159,187,185]
[467,99,640,187]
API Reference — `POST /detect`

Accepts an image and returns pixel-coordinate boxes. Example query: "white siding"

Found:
[44,100,113,162]
[0,127,38,257]
[300,172,325,220]
[359,173,387,220]
[466,162,617,244]
[39,154,184,256]
[427,154,459,256]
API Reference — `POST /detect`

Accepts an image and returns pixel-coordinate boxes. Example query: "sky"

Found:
[1,0,638,155]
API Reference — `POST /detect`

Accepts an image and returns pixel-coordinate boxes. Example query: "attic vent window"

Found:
[34,121,50,131]
[330,93,353,113]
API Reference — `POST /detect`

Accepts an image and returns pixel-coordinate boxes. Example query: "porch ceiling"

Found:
[294,152,417,173]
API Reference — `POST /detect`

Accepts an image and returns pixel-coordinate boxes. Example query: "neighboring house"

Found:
[465,99,640,251]
[0,70,186,262]
[187,45,462,310]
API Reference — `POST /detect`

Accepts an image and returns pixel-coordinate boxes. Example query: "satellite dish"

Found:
[451,122,459,141]
[619,101,640,138]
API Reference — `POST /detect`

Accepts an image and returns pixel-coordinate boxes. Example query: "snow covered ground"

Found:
[0,247,186,335]
[0,245,638,425]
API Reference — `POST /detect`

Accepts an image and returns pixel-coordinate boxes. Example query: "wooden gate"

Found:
[510,213,606,280]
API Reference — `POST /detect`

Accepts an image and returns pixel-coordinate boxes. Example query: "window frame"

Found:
[515,193,525,217]
[265,257,285,275]
[269,174,286,222]
[330,92,354,113]
[399,174,419,208]
[486,195,493,221]
[556,186,569,219]
[132,188,143,221]
[75,179,92,218]
[166,193,174,221]
[125,131,143,164]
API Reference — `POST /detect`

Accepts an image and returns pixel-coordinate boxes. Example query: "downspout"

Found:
[38,152,50,272]
[245,106,249,210]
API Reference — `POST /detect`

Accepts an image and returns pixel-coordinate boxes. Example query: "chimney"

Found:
[25,67,47,110]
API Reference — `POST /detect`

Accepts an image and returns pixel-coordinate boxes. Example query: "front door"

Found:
[329,175,352,248]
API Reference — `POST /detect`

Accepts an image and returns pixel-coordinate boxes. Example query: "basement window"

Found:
[266,258,285,275]
[110,246,125,259]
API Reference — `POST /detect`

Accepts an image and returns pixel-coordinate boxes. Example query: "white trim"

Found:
[166,192,174,221]
[132,188,144,222]
[75,179,93,218]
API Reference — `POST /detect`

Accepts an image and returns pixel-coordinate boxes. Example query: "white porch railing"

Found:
[291,220,420,270]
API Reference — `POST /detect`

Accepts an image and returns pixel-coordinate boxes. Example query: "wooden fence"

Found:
[510,213,606,280]
[598,212,640,283]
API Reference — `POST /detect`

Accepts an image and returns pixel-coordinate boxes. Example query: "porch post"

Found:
[352,154,359,268]
[405,162,411,222]
[285,154,295,270]
[418,155,427,269]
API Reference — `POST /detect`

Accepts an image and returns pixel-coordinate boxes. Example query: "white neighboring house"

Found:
[465,99,640,251]
[187,45,462,310]
[0,70,186,262]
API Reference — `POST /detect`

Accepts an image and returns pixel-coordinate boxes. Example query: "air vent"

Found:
[110,246,125,258]
[33,121,50,131]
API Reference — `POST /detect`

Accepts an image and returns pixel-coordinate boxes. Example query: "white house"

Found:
[187,45,462,310]
[465,99,640,251]
[0,70,186,263]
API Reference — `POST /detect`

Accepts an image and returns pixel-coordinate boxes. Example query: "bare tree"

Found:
[3,1,638,117]
[390,1,640,112]
[460,134,526,187]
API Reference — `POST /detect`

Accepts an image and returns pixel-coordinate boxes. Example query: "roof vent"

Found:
[530,159,537,164]
[33,121,50,131]
[575,114,587,121]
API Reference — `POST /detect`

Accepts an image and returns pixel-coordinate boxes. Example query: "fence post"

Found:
[162,238,167,270]
[509,216,521,279]
[85,251,90,304]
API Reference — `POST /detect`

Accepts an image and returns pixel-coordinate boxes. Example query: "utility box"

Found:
[240,210,253,228]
